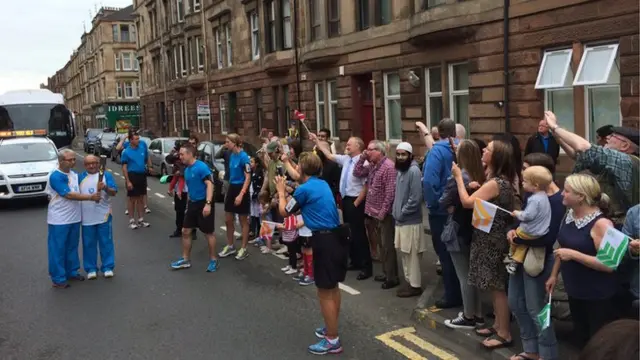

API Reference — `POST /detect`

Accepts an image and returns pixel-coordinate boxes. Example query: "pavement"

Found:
[0,149,483,360]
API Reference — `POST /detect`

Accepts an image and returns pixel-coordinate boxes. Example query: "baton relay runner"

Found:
[275,152,347,355]
[79,155,118,280]
[47,149,101,288]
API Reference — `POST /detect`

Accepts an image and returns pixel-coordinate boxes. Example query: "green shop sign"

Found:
[104,103,141,133]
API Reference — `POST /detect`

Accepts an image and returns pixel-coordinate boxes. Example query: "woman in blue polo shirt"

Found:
[275,152,345,356]
[218,133,252,261]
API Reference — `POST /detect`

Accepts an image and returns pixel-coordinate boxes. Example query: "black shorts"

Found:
[312,228,350,290]
[183,200,215,234]
[224,183,250,215]
[127,172,147,197]
[298,236,312,249]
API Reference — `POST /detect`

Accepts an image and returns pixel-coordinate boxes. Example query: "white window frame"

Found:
[535,49,573,89]
[383,72,402,142]
[583,84,622,142]
[124,82,134,99]
[173,47,179,78]
[133,54,139,71]
[176,0,185,22]
[193,0,201,12]
[225,23,232,66]
[195,36,204,71]
[171,101,177,132]
[424,67,443,129]
[314,82,325,131]
[215,28,223,69]
[250,11,260,60]
[282,0,292,49]
[179,44,187,76]
[116,82,123,99]
[544,87,575,149]
[448,62,470,134]
[188,38,195,72]
[573,44,620,86]
[122,53,132,71]
[220,95,228,134]
[180,99,187,129]
[327,80,338,139]
[114,53,121,71]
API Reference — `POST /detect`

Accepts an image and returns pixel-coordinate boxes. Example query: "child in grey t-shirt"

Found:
[505,166,553,274]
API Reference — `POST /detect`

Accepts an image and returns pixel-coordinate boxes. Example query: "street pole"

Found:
[160,26,169,136]
[293,0,302,140]
[201,8,212,141]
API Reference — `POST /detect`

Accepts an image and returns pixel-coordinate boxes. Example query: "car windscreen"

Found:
[164,139,180,151]
[0,142,57,164]
[87,129,101,138]
[101,133,117,142]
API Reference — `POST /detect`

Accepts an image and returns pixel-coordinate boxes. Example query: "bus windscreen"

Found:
[0,103,75,148]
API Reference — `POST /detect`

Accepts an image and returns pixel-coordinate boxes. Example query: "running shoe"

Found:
[145,206,151,214]
[170,258,191,270]
[87,272,97,280]
[206,259,219,272]
[314,327,327,339]
[308,338,343,355]
[299,276,315,286]
[219,245,236,258]
[104,270,114,278]
[235,247,249,260]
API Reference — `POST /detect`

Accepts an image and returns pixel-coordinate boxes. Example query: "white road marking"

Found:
[338,283,361,295]
[271,252,288,260]
[219,226,241,237]
[146,187,151,191]
[154,193,166,198]
[114,172,120,176]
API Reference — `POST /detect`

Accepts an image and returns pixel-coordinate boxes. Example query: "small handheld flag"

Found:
[471,199,511,233]
[260,221,279,241]
[294,110,311,134]
[537,293,552,332]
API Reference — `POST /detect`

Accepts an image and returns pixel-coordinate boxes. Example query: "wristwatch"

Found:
[205,200,212,205]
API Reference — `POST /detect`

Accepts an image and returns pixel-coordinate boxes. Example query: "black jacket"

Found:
[524,133,560,163]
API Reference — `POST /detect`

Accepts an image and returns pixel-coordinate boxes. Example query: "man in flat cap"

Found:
[544,111,639,227]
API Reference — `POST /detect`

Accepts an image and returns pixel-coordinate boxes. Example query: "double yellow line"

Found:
[376,327,458,360]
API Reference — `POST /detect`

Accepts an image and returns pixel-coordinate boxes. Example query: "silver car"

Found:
[148,137,188,176]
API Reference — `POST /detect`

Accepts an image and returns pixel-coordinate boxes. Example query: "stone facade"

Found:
[135,0,639,170]
[46,6,140,131]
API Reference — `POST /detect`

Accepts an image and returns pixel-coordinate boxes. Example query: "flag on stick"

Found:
[537,293,552,332]
[260,221,279,241]
[471,199,511,233]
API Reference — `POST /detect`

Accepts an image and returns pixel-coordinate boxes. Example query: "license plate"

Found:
[17,184,43,192]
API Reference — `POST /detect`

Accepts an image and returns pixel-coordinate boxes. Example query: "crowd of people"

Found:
[45,111,640,358]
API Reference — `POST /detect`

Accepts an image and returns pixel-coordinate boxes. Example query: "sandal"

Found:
[475,327,496,337]
[482,334,513,350]
[512,353,537,360]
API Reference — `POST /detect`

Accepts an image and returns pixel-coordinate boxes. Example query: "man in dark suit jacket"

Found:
[524,119,560,164]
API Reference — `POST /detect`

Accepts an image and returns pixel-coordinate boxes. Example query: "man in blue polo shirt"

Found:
[170,144,219,272]
[275,152,345,356]
[121,133,151,229]
[116,132,151,215]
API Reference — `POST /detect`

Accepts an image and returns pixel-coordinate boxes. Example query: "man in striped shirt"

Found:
[353,140,399,289]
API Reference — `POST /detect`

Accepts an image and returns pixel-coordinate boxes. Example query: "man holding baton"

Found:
[79,155,118,279]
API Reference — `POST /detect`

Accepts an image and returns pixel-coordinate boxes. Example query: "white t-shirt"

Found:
[79,171,117,226]
[47,170,81,225]
[297,215,312,237]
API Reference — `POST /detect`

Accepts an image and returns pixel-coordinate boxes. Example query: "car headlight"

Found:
[218,171,225,180]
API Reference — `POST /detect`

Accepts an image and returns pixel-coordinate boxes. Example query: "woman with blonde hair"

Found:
[546,173,619,347]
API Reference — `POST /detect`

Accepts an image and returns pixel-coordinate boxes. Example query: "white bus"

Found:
[0,89,76,149]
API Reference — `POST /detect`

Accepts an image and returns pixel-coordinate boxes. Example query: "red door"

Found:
[361,102,374,145]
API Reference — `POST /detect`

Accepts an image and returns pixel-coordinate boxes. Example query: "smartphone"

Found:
[282,145,290,154]
[276,166,285,176]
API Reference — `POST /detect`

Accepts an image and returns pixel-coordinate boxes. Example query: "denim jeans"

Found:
[508,253,559,360]
[429,214,462,305]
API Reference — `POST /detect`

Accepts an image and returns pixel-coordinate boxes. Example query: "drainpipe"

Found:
[503,0,511,133]
[293,0,302,140]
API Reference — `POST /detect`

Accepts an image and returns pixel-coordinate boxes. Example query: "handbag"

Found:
[523,246,545,277]
[441,214,460,252]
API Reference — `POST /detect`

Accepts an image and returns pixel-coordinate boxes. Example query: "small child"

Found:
[277,213,301,268]
[505,166,553,274]
[251,191,272,248]
[249,157,264,238]
[296,220,314,286]
[166,142,186,198]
